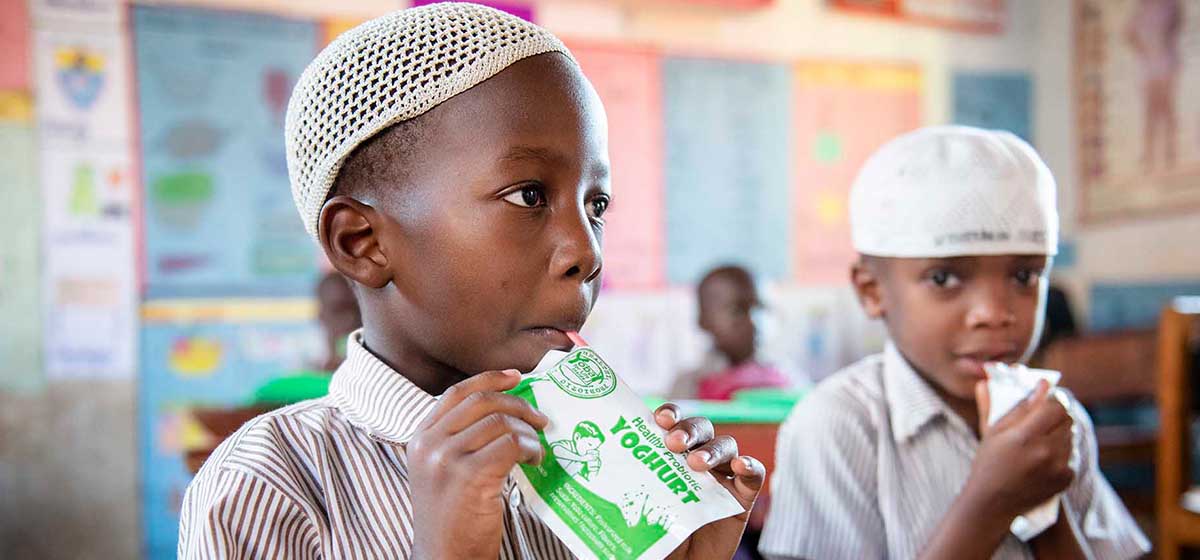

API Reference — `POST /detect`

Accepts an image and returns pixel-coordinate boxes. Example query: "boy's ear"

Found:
[318,196,391,289]
[850,260,885,319]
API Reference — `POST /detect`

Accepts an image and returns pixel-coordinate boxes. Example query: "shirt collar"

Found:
[328,329,438,445]
[883,341,951,444]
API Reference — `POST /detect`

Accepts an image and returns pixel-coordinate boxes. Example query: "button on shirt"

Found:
[178,330,576,559]
[760,342,1149,559]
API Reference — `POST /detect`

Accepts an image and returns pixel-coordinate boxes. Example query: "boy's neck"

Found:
[360,329,469,396]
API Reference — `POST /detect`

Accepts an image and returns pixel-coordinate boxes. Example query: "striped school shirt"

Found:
[178,330,575,559]
[759,342,1150,560]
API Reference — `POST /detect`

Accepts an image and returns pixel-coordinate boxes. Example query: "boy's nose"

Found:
[551,211,602,283]
[965,285,1016,329]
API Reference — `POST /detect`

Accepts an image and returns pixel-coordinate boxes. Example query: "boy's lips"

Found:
[953,347,1021,379]
[523,315,585,352]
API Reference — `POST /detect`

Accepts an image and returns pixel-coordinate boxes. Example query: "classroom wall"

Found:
[2,0,1197,558]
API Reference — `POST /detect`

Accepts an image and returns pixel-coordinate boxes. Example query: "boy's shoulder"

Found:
[196,396,359,485]
[780,353,889,441]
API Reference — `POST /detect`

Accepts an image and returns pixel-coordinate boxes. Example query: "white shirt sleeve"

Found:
[759,386,886,560]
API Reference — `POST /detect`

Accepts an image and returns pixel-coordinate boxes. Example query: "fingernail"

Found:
[739,456,754,470]
[671,430,690,447]
[657,408,677,422]
[504,369,521,377]
[692,450,711,465]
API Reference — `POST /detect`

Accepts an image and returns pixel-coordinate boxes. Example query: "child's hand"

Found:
[407,369,548,560]
[967,379,1075,520]
[652,403,766,560]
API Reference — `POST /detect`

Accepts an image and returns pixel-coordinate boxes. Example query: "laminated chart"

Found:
[663,57,792,285]
[133,5,320,298]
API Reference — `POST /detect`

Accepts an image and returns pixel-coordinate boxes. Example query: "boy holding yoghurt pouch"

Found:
[761,126,1149,559]
[178,4,762,559]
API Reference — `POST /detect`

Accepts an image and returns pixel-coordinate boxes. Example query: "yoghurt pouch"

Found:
[507,343,745,560]
[983,362,1081,541]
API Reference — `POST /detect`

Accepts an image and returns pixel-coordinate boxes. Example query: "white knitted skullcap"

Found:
[850,125,1058,258]
[285,3,576,239]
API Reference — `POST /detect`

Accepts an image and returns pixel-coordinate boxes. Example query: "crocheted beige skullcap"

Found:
[286,3,576,239]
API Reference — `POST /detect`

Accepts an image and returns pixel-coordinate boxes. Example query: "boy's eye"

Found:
[928,270,961,288]
[502,185,547,208]
[589,195,610,219]
[1015,268,1042,287]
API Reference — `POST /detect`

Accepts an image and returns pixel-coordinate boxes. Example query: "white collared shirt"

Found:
[178,330,575,559]
[760,342,1150,559]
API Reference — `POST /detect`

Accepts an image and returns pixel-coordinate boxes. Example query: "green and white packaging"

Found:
[508,346,745,560]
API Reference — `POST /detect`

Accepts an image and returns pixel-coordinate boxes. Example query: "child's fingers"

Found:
[654,403,681,429]
[438,392,548,434]
[449,413,542,455]
[731,456,766,501]
[974,380,990,435]
[421,369,522,428]
[665,417,715,453]
[1022,393,1073,436]
[470,429,546,475]
[685,435,737,472]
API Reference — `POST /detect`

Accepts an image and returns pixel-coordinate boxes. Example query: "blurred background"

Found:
[2,0,1199,558]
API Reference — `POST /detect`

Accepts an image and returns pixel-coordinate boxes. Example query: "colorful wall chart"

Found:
[791,62,922,285]
[133,5,320,298]
[35,12,137,379]
[1076,0,1200,221]
[568,42,665,290]
[663,57,793,285]
[952,70,1031,142]
[139,301,320,559]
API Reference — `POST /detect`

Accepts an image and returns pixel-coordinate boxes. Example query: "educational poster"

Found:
[567,42,665,291]
[952,70,1031,142]
[663,57,792,285]
[1,0,31,89]
[33,28,130,148]
[1076,0,1200,221]
[139,301,319,559]
[34,21,138,378]
[412,0,535,21]
[0,113,43,392]
[133,5,320,298]
[40,146,138,378]
[791,62,922,285]
[827,0,1006,33]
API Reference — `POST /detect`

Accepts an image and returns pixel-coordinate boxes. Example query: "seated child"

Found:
[671,265,792,400]
[178,4,765,558]
[760,126,1150,559]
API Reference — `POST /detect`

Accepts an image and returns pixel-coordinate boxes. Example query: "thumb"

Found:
[975,380,990,435]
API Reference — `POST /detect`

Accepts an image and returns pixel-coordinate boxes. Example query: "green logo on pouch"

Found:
[548,349,617,399]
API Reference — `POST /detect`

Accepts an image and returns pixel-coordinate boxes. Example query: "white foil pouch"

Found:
[983,362,1080,541]
[507,345,744,560]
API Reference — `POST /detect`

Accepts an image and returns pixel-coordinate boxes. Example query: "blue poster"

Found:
[1090,281,1200,331]
[139,314,319,558]
[663,57,793,284]
[952,71,1032,143]
[133,6,320,298]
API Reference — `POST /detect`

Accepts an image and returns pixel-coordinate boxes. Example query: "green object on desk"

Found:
[252,370,332,405]
[642,387,806,424]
